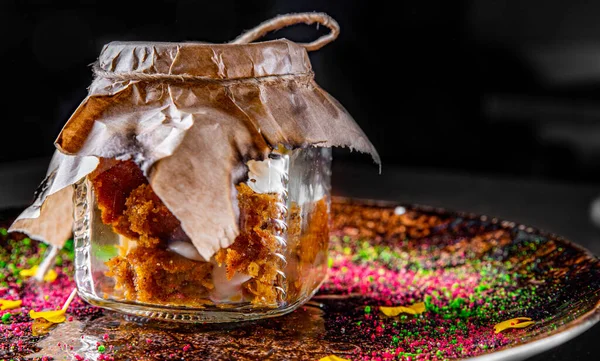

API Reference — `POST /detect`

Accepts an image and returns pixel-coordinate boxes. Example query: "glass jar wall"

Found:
[74,147,331,322]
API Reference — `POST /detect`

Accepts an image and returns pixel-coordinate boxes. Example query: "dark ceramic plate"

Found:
[0,198,599,361]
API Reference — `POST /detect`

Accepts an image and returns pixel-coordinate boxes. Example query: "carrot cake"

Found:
[94,157,328,308]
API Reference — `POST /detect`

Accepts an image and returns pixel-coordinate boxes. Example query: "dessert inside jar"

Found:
[84,147,332,312]
[10,13,379,322]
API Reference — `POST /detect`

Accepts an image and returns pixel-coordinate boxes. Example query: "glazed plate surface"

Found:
[0,198,598,360]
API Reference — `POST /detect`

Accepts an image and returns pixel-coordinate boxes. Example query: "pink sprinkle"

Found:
[183,344,191,352]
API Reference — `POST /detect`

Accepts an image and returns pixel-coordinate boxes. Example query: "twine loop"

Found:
[231,12,339,51]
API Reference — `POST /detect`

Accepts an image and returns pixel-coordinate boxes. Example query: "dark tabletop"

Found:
[1,158,598,360]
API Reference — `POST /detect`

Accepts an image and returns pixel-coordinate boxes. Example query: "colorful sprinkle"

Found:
[19,265,58,282]
[379,302,426,316]
[29,309,67,324]
[31,318,57,336]
[494,317,535,333]
[319,355,351,361]
[1,203,598,361]
[29,288,77,324]
[0,299,22,311]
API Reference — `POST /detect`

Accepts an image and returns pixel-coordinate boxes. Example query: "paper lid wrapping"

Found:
[12,15,379,259]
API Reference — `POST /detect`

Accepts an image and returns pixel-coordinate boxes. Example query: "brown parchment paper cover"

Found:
[11,17,379,260]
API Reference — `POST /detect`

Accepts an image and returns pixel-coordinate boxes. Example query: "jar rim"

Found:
[98,39,312,80]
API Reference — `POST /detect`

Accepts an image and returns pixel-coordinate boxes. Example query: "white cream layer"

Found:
[246,157,287,194]
[167,240,250,302]
[209,262,252,303]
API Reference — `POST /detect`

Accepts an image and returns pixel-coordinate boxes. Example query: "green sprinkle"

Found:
[7,263,17,274]
[1,313,11,322]
[398,352,417,357]
[450,297,465,309]
[475,284,490,292]
[327,257,334,268]
[0,228,7,236]
[63,239,75,252]
[392,336,399,344]
[98,345,106,353]
[364,306,371,314]
[22,238,31,246]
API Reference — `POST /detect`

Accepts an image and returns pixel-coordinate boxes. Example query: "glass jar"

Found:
[74,147,331,322]
[10,14,378,325]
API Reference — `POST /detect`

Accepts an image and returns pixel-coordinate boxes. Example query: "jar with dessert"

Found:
[10,13,379,322]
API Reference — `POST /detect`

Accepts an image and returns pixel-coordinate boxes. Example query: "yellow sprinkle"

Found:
[0,299,22,311]
[319,355,351,361]
[31,318,56,336]
[29,288,77,324]
[19,266,57,282]
[29,309,66,323]
[19,266,39,278]
[43,269,58,282]
[494,317,535,333]
[380,302,426,317]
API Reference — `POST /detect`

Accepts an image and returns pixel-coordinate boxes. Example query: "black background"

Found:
[5,0,600,181]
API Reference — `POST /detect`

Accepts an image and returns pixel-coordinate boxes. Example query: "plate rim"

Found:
[467,309,599,361]
[331,196,600,360]
[332,196,600,260]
